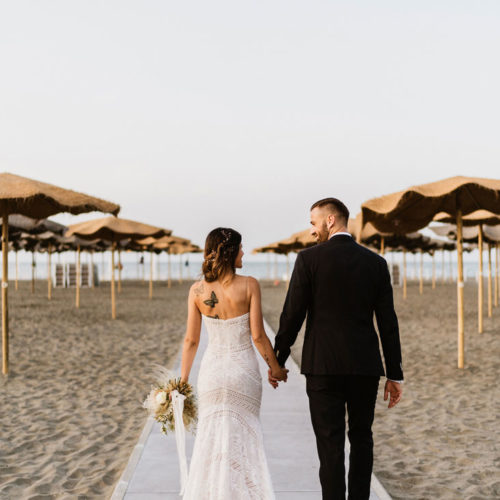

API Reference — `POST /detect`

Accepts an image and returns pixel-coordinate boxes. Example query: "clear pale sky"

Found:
[1,1,499,254]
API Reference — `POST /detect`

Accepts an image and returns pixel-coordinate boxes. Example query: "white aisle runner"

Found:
[112,319,389,500]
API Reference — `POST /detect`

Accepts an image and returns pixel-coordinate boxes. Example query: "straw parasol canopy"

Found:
[434,209,500,227]
[0,215,67,241]
[65,217,171,318]
[276,229,317,251]
[136,234,192,248]
[431,220,500,331]
[361,176,500,234]
[66,216,169,242]
[361,176,500,369]
[0,173,120,218]
[134,234,196,294]
[252,242,293,255]
[0,173,120,375]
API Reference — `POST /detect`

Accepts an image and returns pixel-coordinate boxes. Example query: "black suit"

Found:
[274,234,403,500]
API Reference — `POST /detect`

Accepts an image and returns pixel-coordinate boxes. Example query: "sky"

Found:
[1,1,499,257]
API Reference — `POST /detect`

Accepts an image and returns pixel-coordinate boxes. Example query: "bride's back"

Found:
[194,274,250,320]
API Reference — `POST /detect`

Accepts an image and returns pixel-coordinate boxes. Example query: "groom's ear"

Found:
[327,213,336,230]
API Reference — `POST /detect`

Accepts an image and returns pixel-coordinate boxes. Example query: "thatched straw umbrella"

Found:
[253,238,302,284]
[163,241,201,287]
[61,235,102,304]
[7,239,24,291]
[434,210,500,332]
[347,215,433,298]
[432,223,500,331]
[66,217,170,317]
[136,235,195,292]
[361,176,500,369]
[0,173,119,374]
[0,215,67,296]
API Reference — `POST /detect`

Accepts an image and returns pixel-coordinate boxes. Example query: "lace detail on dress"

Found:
[199,388,261,417]
[182,313,275,500]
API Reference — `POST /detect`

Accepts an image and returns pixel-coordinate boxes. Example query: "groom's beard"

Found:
[316,222,330,243]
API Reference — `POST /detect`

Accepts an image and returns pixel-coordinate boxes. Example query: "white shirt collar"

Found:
[328,231,352,240]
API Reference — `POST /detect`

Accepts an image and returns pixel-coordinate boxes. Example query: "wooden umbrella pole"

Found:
[31,251,35,294]
[90,250,94,288]
[2,212,9,375]
[47,243,52,300]
[157,253,161,282]
[15,249,18,291]
[457,210,465,369]
[267,253,271,280]
[149,250,153,299]
[441,249,445,285]
[380,236,385,256]
[76,244,81,308]
[432,252,436,289]
[495,243,499,308]
[487,243,492,318]
[179,254,183,284]
[403,249,407,300]
[111,242,116,319]
[142,252,145,282]
[413,253,417,281]
[478,225,483,333]
[449,250,453,283]
[167,251,172,289]
[419,249,423,295]
[117,249,122,293]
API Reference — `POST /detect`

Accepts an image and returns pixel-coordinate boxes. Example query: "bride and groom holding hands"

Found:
[179,197,404,500]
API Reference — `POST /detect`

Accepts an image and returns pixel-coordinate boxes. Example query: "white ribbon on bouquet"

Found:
[171,389,188,496]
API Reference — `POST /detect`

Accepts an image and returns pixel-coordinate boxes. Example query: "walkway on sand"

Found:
[111,319,390,500]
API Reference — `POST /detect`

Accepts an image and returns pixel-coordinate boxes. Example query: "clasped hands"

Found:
[267,366,289,389]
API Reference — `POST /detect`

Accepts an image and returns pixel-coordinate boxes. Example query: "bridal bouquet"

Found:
[142,364,197,435]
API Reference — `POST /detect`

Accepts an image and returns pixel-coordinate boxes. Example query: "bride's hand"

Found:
[271,366,289,382]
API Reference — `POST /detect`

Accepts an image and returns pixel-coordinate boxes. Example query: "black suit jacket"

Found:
[274,234,404,380]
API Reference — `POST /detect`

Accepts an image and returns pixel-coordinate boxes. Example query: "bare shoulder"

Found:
[190,279,206,296]
[245,275,261,293]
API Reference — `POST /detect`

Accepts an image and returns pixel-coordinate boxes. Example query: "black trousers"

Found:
[305,374,380,500]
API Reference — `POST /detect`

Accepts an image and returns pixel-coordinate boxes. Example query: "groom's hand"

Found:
[268,367,289,388]
[268,369,279,389]
[384,380,402,408]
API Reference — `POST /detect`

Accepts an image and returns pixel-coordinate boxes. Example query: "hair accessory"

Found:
[221,229,231,243]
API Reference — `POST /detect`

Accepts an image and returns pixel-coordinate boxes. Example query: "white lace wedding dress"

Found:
[182,312,275,500]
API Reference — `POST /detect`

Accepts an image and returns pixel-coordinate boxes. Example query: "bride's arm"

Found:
[248,277,288,381]
[180,284,202,383]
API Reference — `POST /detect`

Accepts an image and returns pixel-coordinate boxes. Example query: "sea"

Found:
[6,250,490,284]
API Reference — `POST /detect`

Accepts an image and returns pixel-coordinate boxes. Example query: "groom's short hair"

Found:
[311,198,350,224]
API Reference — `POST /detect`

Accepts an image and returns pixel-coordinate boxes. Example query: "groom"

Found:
[271,197,404,500]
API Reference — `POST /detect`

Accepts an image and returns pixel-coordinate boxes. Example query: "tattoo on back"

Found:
[203,291,219,308]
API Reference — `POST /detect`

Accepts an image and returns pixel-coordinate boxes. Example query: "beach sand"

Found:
[2,277,498,499]
[261,279,500,500]
[0,280,191,499]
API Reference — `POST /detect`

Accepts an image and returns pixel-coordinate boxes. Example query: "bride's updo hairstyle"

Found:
[202,227,242,282]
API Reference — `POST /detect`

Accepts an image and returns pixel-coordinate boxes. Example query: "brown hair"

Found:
[310,197,350,224]
[202,227,242,282]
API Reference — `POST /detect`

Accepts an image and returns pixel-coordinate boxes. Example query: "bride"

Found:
[179,227,288,500]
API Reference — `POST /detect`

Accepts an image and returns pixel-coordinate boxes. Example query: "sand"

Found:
[2,277,498,499]
[0,280,191,499]
[260,279,500,500]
